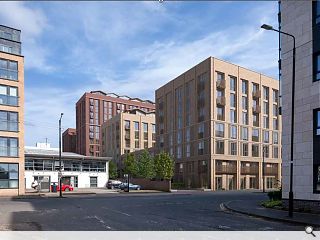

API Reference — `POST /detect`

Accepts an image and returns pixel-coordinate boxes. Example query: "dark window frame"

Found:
[0,162,19,189]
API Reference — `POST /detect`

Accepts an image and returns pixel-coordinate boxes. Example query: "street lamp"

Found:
[262,146,265,193]
[59,113,64,198]
[261,24,296,217]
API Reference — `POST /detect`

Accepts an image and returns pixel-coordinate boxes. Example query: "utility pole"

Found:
[59,113,63,198]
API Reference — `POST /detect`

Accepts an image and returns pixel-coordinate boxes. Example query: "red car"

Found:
[51,183,74,192]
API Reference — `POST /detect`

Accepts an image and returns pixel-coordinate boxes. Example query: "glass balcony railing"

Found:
[0,68,18,81]
[0,146,18,157]
[0,94,18,106]
[0,45,20,55]
[0,121,18,132]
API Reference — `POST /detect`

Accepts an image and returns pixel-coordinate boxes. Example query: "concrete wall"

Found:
[281,1,320,202]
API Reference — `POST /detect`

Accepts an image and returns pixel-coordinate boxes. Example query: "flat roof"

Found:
[25,147,111,161]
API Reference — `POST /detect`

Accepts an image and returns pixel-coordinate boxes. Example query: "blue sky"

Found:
[0,1,279,147]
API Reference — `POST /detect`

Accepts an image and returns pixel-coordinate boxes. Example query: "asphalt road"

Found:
[0,191,306,231]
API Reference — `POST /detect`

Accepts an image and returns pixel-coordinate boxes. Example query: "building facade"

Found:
[156,57,281,190]
[76,91,155,157]
[63,128,77,153]
[25,144,111,191]
[280,1,320,210]
[0,25,24,196]
[101,109,156,171]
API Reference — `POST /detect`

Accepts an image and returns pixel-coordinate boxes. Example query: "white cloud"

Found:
[0,2,54,72]
[2,1,279,147]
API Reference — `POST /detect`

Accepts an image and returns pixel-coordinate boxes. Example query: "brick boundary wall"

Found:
[130,178,171,192]
[282,199,320,214]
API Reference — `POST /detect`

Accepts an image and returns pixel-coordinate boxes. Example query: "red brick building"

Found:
[76,91,155,156]
[62,128,77,153]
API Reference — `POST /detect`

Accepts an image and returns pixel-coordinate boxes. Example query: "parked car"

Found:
[56,183,74,192]
[120,183,142,190]
[107,180,123,189]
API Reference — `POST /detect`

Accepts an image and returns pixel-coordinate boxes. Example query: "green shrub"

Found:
[262,200,282,208]
[267,190,282,201]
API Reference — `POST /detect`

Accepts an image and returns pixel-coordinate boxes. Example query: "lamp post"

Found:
[262,146,265,193]
[59,113,64,198]
[261,24,296,217]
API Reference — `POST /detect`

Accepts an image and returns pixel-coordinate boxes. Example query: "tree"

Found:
[154,151,174,180]
[136,150,155,179]
[123,153,138,177]
[108,161,118,179]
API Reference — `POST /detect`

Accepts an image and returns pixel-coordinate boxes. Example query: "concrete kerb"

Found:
[222,201,320,228]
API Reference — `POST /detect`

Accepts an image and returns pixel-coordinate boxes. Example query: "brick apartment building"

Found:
[76,91,155,157]
[156,57,281,190]
[0,25,25,196]
[101,108,156,171]
[62,128,76,153]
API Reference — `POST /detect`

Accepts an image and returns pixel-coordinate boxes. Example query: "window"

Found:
[315,0,320,24]
[0,85,18,106]
[177,130,182,144]
[143,123,148,140]
[230,94,236,108]
[252,144,259,157]
[198,140,204,155]
[241,127,248,140]
[273,146,279,159]
[216,123,224,137]
[273,132,279,144]
[176,146,182,159]
[262,145,269,158]
[186,144,190,157]
[0,163,18,189]
[253,113,259,127]
[314,53,320,82]
[186,127,190,142]
[0,111,18,132]
[0,137,18,157]
[315,110,320,135]
[230,125,237,139]
[252,128,259,142]
[241,143,248,156]
[217,72,225,81]
[242,112,248,125]
[216,140,224,154]
[229,141,237,155]
[198,122,204,138]
[242,80,248,94]
[273,90,278,102]
[263,130,269,143]
[263,116,269,129]
[263,86,269,100]
[273,118,278,130]
[217,107,224,121]
[230,109,236,123]
[242,96,248,110]
[0,58,18,81]
[124,120,130,129]
[230,76,236,91]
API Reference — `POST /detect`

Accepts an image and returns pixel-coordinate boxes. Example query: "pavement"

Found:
[20,188,162,198]
[0,191,310,230]
[222,197,320,228]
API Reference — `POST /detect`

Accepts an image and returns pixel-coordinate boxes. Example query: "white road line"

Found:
[102,207,131,217]
[86,215,112,230]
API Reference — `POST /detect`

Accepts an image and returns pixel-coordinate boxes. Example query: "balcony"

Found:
[216,79,226,89]
[252,90,261,99]
[264,167,278,176]
[0,94,18,106]
[241,166,259,175]
[215,164,237,174]
[252,105,261,113]
[216,96,226,106]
